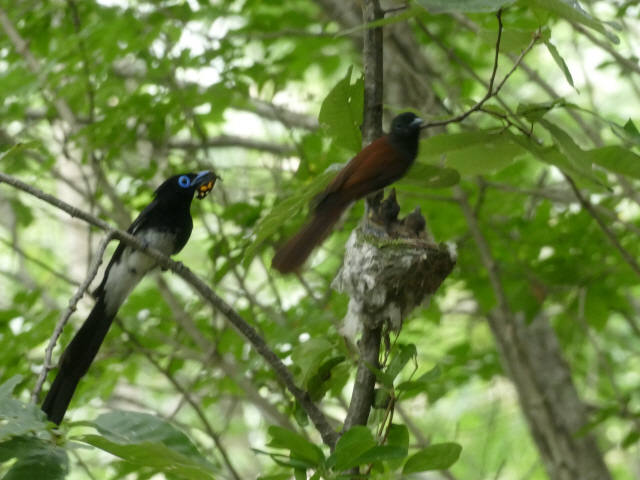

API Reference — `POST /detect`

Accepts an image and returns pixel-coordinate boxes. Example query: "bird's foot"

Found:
[162,260,183,272]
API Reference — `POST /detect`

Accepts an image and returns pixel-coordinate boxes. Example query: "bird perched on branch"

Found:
[41,171,218,425]
[272,112,423,274]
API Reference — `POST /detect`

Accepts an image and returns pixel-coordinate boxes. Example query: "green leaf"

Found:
[610,120,640,145]
[530,0,619,44]
[93,411,210,465]
[266,426,325,466]
[418,364,442,383]
[402,443,462,473]
[333,426,375,471]
[307,356,346,402]
[242,170,336,267]
[79,435,216,480]
[365,363,396,390]
[585,146,640,180]
[478,27,549,53]
[0,375,22,397]
[336,6,423,37]
[385,344,416,383]
[444,141,523,176]
[0,437,68,480]
[291,338,334,388]
[396,364,442,393]
[418,130,526,176]
[544,41,576,90]
[538,120,604,184]
[515,99,567,123]
[0,141,42,162]
[318,66,363,153]
[386,424,410,470]
[398,164,460,189]
[416,0,516,14]
[349,445,408,467]
[253,448,317,469]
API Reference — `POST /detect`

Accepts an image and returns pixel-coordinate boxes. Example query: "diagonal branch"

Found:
[563,173,640,279]
[0,171,339,448]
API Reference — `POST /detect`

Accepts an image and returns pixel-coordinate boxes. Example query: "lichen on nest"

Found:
[332,227,456,337]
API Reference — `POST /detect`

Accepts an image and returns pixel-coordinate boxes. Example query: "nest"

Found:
[332,223,456,337]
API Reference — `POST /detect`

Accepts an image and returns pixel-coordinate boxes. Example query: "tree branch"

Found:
[563,173,640,279]
[0,171,339,448]
[342,0,384,438]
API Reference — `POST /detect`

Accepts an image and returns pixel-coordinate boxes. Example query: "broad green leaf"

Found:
[307,356,346,402]
[93,411,209,465]
[478,27,549,53]
[402,443,462,473]
[539,120,605,185]
[419,130,526,176]
[544,41,575,90]
[530,0,620,44]
[0,437,68,480]
[585,146,640,180]
[291,338,334,388]
[80,435,216,480]
[318,66,363,153]
[294,467,307,480]
[386,424,410,470]
[418,364,442,383]
[365,362,396,389]
[396,364,442,393]
[0,375,22,397]
[266,426,325,466]
[610,120,640,145]
[515,99,567,123]
[416,0,516,14]
[398,163,460,189]
[444,142,524,176]
[342,445,407,469]
[333,426,375,471]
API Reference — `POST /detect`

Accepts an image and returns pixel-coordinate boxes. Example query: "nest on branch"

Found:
[332,189,456,337]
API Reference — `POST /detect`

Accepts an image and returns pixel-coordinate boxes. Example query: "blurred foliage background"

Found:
[2,0,640,479]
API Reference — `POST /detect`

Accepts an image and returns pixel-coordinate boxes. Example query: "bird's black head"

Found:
[388,112,423,160]
[390,112,423,137]
[155,170,219,200]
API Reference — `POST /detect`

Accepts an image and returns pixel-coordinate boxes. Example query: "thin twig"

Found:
[563,173,640,279]
[31,231,114,403]
[422,20,540,130]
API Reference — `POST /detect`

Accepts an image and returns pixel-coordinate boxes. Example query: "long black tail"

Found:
[41,296,115,425]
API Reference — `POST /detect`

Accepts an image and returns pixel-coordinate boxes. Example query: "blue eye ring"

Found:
[178,175,191,188]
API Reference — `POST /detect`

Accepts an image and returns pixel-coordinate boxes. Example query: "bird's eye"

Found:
[178,175,191,188]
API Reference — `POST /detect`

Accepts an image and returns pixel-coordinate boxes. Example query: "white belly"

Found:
[102,231,176,316]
